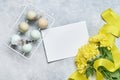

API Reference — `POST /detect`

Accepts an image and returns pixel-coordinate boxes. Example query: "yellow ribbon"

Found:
[68,9,120,80]
[68,71,88,80]
[94,9,120,80]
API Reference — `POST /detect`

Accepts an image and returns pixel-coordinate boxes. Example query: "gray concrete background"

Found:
[0,0,120,80]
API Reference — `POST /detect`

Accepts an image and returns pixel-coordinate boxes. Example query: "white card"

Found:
[41,21,89,62]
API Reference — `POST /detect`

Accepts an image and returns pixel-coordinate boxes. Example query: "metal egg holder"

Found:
[6,6,55,59]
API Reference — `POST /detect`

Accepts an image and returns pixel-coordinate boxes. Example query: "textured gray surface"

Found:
[0,0,120,80]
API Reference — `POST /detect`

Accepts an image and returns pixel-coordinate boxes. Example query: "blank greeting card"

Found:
[41,21,89,62]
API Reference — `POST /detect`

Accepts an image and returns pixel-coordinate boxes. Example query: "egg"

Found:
[18,22,29,33]
[11,34,21,45]
[27,10,37,20]
[22,44,32,53]
[38,18,48,29]
[30,30,40,40]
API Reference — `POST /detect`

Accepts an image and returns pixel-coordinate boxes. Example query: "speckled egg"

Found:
[22,44,32,53]
[11,34,21,45]
[18,22,29,33]
[27,10,37,21]
[38,18,48,29]
[30,30,40,40]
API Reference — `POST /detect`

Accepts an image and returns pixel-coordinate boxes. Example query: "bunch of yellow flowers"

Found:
[75,32,114,74]
[75,43,99,74]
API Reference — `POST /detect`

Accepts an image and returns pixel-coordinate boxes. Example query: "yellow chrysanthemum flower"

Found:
[89,33,115,49]
[75,43,99,74]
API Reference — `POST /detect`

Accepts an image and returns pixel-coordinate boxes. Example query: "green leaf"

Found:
[85,67,95,78]
[86,67,91,78]
[98,47,113,62]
